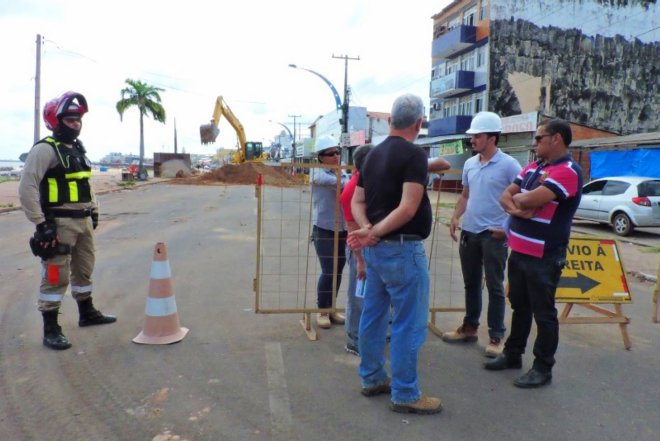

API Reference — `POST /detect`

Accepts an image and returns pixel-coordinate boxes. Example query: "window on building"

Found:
[475,94,484,113]
[434,22,449,38]
[479,1,488,21]
[436,61,446,77]
[459,96,473,116]
[476,45,486,68]
[442,99,458,118]
[446,60,458,75]
[463,6,476,26]
[448,16,460,30]
[460,53,475,71]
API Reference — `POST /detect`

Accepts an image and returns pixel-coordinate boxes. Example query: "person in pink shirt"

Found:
[340,144,374,355]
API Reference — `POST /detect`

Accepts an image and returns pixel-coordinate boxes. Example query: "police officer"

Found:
[19,91,116,350]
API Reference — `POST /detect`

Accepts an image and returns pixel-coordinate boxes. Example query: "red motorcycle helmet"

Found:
[43,91,88,131]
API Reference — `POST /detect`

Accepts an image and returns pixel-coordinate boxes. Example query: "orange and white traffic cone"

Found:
[133,242,189,344]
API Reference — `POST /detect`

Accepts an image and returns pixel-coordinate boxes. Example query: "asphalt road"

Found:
[0,184,658,441]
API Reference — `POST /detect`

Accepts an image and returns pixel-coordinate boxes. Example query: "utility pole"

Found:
[34,34,43,144]
[288,114,301,160]
[332,54,360,148]
[174,117,178,154]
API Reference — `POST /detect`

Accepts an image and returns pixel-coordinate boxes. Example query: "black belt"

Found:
[381,234,423,242]
[47,208,93,218]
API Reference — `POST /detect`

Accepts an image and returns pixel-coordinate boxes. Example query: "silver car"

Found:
[574,176,660,236]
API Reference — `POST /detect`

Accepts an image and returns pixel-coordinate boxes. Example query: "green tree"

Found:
[116,79,166,180]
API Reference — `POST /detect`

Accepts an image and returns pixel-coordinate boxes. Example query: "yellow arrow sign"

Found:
[556,237,632,303]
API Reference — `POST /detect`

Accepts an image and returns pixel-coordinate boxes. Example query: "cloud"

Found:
[1,0,447,161]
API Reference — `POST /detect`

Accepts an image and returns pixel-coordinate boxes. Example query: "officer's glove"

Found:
[91,212,98,230]
[30,220,58,260]
[36,220,58,243]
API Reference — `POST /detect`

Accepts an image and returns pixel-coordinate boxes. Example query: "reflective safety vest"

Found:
[38,136,93,209]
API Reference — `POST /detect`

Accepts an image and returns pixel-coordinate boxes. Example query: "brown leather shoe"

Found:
[361,378,391,397]
[390,395,443,415]
[442,323,478,343]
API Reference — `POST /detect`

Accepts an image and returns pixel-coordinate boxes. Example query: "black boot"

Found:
[42,310,72,350]
[77,298,117,327]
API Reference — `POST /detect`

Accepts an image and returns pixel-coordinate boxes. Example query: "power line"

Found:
[43,38,98,63]
[580,8,647,36]
[634,25,659,38]
[524,3,566,23]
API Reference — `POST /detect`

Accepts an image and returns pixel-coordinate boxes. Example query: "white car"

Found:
[574,176,660,236]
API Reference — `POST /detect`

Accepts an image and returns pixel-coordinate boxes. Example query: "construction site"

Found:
[0,165,658,441]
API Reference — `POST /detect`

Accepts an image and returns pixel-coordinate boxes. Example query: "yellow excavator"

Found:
[200,96,269,163]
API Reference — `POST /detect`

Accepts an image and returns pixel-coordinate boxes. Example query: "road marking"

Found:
[265,342,293,440]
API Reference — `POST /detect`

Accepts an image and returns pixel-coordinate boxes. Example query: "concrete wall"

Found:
[489,0,659,134]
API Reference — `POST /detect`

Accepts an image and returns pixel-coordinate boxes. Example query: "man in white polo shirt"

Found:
[443,111,521,357]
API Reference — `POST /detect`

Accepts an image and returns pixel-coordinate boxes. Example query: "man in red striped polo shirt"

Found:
[484,119,583,388]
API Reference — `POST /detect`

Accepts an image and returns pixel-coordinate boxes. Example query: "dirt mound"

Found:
[172,162,304,187]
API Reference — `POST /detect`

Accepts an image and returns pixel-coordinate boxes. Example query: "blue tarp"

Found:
[590,149,660,179]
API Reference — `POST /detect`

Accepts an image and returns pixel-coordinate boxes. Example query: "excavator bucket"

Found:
[200,123,220,144]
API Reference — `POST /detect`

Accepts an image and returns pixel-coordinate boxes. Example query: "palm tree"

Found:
[116,79,166,180]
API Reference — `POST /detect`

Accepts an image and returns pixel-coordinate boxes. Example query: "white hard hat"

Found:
[465,111,502,134]
[315,135,339,154]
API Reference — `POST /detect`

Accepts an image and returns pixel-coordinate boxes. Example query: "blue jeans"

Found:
[359,240,429,404]
[504,250,566,373]
[345,247,364,349]
[312,226,347,308]
[459,230,508,339]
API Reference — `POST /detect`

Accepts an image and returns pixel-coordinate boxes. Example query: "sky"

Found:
[1,0,451,162]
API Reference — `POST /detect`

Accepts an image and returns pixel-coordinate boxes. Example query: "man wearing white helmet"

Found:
[19,91,116,351]
[310,135,348,329]
[442,111,521,358]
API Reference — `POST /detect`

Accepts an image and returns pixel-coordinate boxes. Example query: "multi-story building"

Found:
[429,0,490,137]
[425,0,659,176]
[288,107,391,164]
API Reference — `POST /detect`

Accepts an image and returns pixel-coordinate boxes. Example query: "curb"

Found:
[0,179,170,215]
[571,227,656,248]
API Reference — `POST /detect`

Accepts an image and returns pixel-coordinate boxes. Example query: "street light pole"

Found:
[332,54,360,147]
[34,34,43,144]
[269,120,293,140]
[269,120,294,161]
[288,64,342,111]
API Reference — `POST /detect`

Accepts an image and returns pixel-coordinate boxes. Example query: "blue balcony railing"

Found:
[431,70,475,99]
[428,115,473,137]
[432,25,477,60]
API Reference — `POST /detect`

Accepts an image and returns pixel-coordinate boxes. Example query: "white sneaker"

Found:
[485,337,504,358]
[329,312,345,324]
[317,313,331,329]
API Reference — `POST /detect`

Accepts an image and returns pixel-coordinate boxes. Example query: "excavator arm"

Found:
[201,96,259,163]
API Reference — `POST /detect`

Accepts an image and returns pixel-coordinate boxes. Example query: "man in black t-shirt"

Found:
[348,94,442,415]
